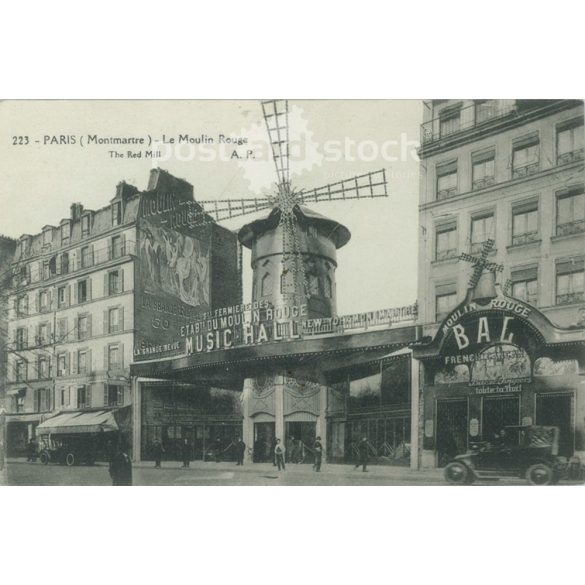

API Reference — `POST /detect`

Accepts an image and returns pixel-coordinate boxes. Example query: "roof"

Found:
[238,204,351,249]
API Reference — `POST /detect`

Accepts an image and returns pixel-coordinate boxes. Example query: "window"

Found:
[60,387,70,407]
[111,235,123,259]
[108,270,120,295]
[512,200,539,246]
[57,285,67,308]
[39,290,49,311]
[48,255,58,277]
[43,228,52,245]
[38,323,49,345]
[16,327,27,350]
[38,357,49,379]
[61,252,69,275]
[35,388,50,413]
[512,136,540,178]
[261,273,273,297]
[105,385,124,407]
[108,307,120,333]
[556,259,585,305]
[556,187,585,236]
[557,118,584,164]
[475,100,498,124]
[81,214,91,237]
[471,213,495,254]
[112,202,122,226]
[17,295,28,316]
[439,107,461,137]
[57,354,67,377]
[43,260,50,280]
[15,389,26,413]
[77,385,91,409]
[61,222,70,244]
[57,318,68,341]
[435,223,457,261]
[472,150,495,190]
[78,315,88,340]
[108,345,120,370]
[511,266,538,306]
[78,280,88,303]
[81,246,91,268]
[436,161,458,199]
[78,350,88,375]
[308,274,319,297]
[323,276,332,298]
[435,283,458,322]
[16,360,26,382]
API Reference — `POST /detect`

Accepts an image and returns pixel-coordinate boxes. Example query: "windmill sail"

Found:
[261,99,290,188]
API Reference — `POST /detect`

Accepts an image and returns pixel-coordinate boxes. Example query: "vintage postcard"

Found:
[0,99,584,486]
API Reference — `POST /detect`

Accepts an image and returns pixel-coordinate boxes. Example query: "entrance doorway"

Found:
[285,421,316,464]
[253,421,275,462]
[436,399,468,467]
[482,396,520,444]
[535,393,574,456]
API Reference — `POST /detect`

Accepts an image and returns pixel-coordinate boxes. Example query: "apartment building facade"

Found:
[414,99,585,468]
[3,168,242,459]
[4,184,138,456]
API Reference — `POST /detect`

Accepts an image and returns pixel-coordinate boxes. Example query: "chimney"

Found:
[70,203,84,221]
[116,181,139,201]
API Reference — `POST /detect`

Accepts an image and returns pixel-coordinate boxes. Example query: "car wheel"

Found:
[65,453,76,467]
[526,463,554,486]
[40,452,50,465]
[444,462,470,485]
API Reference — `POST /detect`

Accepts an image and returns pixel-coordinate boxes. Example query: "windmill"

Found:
[183,99,388,299]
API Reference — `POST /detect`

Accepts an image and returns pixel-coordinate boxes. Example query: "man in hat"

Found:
[313,436,323,472]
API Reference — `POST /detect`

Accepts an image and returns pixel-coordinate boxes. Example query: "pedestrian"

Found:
[26,438,37,462]
[236,437,246,466]
[214,437,222,463]
[109,441,133,486]
[0,440,5,472]
[354,436,369,472]
[274,438,286,471]
[153,439,164,469]
[181,438,191,468]
[271,436,277,466]
[313,436,323,472]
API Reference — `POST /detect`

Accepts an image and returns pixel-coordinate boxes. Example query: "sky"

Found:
[0,100,422,315]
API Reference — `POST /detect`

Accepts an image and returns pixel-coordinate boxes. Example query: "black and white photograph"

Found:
[1,98,584,487]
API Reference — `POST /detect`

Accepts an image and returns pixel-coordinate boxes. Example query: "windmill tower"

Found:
[238,204,350,319]
[182,100,389,460]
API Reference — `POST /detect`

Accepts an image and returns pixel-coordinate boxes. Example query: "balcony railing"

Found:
[512,162,540,179]
[472,176,496,191]
[437,187,458,200]
[556,220,585,237]
[421,101,517,145]
[14,240,136,289]
[557,149,585,165]
[435,249,458,261]
[512,232,539,246]
[557,292,585,305]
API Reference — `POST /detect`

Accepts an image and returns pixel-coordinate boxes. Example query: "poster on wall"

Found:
[133,180,214,361]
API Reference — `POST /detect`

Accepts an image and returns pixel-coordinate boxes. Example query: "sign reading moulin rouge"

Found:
[436,296,538,389]
[179,302,418,354]
[181,302,307,354]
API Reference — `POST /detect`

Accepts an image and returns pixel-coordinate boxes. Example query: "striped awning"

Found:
[36,410,119,435]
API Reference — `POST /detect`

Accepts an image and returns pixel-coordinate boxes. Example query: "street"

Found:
[4,459,582,486]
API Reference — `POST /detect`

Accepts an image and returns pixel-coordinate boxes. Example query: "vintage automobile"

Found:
[444,425,568,486]
[39,435,99,466]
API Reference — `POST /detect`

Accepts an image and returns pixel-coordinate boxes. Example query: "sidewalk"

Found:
[133,458,444,480]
